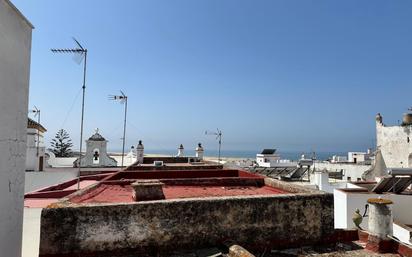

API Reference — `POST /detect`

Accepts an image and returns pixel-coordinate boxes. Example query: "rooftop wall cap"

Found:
[367,198,393,205]
[131,179,164,187]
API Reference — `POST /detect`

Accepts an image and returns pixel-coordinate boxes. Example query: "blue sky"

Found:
[12,0,412,153]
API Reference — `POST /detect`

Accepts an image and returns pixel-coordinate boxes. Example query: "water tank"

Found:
[403,113,412,125]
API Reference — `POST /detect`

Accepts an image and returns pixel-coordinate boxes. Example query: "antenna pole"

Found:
[121,95,128,167]
[205,129,223,164]
[51,39,88,190]
[36,109,41,157]
[108,91,128,168]
[218,131,221,163]
[77,50,87,190]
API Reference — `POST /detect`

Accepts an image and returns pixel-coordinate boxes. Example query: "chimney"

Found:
[366,198,394,253]
[195,143,204,160]
[136,140,144,164]
[131,179,165,201]
[177,144,184,157]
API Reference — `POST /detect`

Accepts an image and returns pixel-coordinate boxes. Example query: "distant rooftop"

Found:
[88,131,106,141]
[260,149,276,154]
[27,117,46,132]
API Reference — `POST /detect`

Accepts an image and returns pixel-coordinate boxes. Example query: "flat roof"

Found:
[70,183,287,204]
[24,173,113,208]
[63,168,291,204]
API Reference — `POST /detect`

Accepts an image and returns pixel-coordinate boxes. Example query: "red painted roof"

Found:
[70,184,287,204]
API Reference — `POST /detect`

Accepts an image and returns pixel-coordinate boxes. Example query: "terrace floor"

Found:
[70,184,287,204]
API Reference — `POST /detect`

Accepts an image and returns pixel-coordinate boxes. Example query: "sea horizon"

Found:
[106,148,348,161]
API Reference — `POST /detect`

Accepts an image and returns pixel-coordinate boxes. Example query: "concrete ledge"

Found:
[39,192,334,256]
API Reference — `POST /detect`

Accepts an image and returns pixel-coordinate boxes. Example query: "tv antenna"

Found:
[29,106,41,157]
[51,37,88,190]
[205,128,222,163]
[109,91,128,168]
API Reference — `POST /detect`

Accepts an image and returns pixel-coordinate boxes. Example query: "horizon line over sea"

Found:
[107,149,348,161]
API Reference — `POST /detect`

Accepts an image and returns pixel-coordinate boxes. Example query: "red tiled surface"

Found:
[70,184,287,204]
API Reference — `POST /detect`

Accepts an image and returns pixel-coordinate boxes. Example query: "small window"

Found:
[408,137,410,143]
[347,176,351,181]
[357,178,361,182]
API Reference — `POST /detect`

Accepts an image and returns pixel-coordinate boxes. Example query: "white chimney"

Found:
[136,140,144,163]
[367,198,393,239]
[177,144,184,157]
[195,143,204,160]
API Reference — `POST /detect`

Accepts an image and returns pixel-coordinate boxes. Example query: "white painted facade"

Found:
[256,153,297,167]
[0,1,33,255]
[26,119,46,171]
[313,162,370,182]
[77,130,117,167]
[347,151,371,163]
[24,170,77,193]
[22,208,42,257]
[311,171,348,193]
[330,155,348,163]
[376,113,412,168]
[334,188,412,245]
[393,222,412,246]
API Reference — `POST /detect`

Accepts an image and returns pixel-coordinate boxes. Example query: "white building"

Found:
[376,112,412,168]
[347,149,372,164]
[75,129,117,167]
[26,118,47,171]
[330,155,348,163]
[313,162,371,182]
[334,180,412,246]
[256,149,296,167]
[0,0,33,256]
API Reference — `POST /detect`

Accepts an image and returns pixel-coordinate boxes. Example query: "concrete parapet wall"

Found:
[39,185,334,256]
[313,162,370,181]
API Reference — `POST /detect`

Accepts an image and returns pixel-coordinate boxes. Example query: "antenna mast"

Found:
[205,128,222,163]
[109,91,128,168]
[30,106,40,157]
[51,38,87,190]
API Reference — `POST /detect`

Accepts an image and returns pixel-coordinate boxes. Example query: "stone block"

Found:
[131,179,165,201]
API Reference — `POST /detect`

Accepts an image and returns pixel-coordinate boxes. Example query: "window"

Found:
[347,176,351,181]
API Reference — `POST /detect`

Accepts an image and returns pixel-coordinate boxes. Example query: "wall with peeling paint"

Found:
[0,1,33,256]
[376,117,412,168]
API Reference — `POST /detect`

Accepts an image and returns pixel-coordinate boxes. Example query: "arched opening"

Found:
[93,148,100,164]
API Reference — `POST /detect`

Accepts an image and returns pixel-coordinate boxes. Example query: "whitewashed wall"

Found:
[376,120,412,168]
[26,128,45,171]
[313,172,347,193]
[22,208,42,257]
[0,1,33,256]
[24,170,78,193]
[313,162,370,181]
[334,189,412,245]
